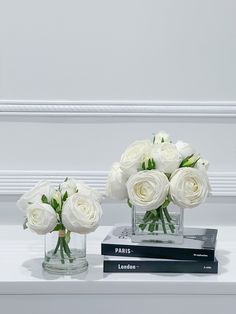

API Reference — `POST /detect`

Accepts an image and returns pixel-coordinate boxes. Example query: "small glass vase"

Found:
[42,230,88,275]
[131,203,184,244]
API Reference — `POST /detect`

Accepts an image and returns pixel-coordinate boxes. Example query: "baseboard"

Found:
[0,170,235,197]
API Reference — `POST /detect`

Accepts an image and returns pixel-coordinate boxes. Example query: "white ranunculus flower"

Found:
[126,170,169,210]
[176,141,195,159]
[152,143,181,174]
[62,194,103,234]
[106,162,128,200]
[17,181,55,212]
[26,203,58,235]
[60,179,77,197]
[76,182,104,202]
[170,168,210,208]
[120,140,152,176]
[195,158,209,172]
[154,131,170,144]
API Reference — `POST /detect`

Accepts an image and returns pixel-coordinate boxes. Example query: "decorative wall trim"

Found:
[0,171,107,195]
[1,100,236,117]
[0,170,235,197]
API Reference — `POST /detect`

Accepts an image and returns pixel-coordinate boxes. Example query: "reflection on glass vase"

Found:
[42,230,88,275]
[131,203,184,244]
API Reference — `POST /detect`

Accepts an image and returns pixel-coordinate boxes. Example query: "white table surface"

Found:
[0,225,235,296]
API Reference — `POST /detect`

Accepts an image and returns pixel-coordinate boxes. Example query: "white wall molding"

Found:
[0,170,107,195]
[1,100,236,117]
[0,170,235,197]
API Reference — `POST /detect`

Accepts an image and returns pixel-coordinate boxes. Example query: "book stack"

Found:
[101,225,218,273]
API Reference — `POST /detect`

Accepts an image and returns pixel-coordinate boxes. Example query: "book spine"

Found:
[101,244,215,261]
[103,260,218,273]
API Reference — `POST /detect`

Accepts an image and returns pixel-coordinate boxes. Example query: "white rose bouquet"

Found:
[107,131,210,234]
[17,178,103,263]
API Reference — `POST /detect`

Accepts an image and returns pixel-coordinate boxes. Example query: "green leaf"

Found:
[165,173,171,180]
[64,177,68,182]
[143,158,156,170]
[53,224,61,232]
[179,154,195,167]
[152,158,156,169]
[23,218,28,230]
[161,198,171,209]
[180,154,200,168]
[41,194,49,204]
[148,159,152,170]
[189,157,200,168]
[51,198,59,211]
[127,199,133,208]
[161,137,165,143]
[152,135,156,144]
[62,191,68,202]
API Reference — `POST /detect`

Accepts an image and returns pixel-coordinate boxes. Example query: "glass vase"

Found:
[42,230,88,275]
[131,203,184,244]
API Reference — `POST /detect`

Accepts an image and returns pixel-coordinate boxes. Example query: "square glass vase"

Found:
[131,203,184,244]
[42,230,88,275]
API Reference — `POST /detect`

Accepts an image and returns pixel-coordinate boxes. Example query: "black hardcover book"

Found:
[101,225,217,261]
[103,256,218,273]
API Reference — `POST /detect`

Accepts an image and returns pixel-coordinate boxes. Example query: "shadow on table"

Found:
[22,258,62,280]
[22,254,107,281]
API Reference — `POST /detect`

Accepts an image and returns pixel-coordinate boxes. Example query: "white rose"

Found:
[126,170,169,210]
[106,162,128,200]
[120,140,152,176]
[62,194,103,234]
[195,158,209,172]
[176,141,195,159]
[154,131,170,144]
[170,168,210,208]
[26,203,58,235]
[17,181,55,212]
[76,182,104,202]
[152,143,181,174]
[60,179,77,197]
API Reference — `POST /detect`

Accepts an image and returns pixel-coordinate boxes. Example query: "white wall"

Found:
[0,1,236,226]
[1,0,236,100]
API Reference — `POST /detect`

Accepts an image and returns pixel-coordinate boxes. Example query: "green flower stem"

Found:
[163,207,171,221]
[139,223,147,231]
[159,208,167,234]
[138,205,176,235]
[50,196,73,265]
[52,230,74,264]
[148,223,155,232]
[155,210,160,231]
[60,237,65,264]
[163,207,175,233]
[143,211,153,223]
[53,237,61,255]
[62,237,74,263]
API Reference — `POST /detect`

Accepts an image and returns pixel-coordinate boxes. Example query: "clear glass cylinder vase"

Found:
[42,230,88,275]
[131,203,184,244]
